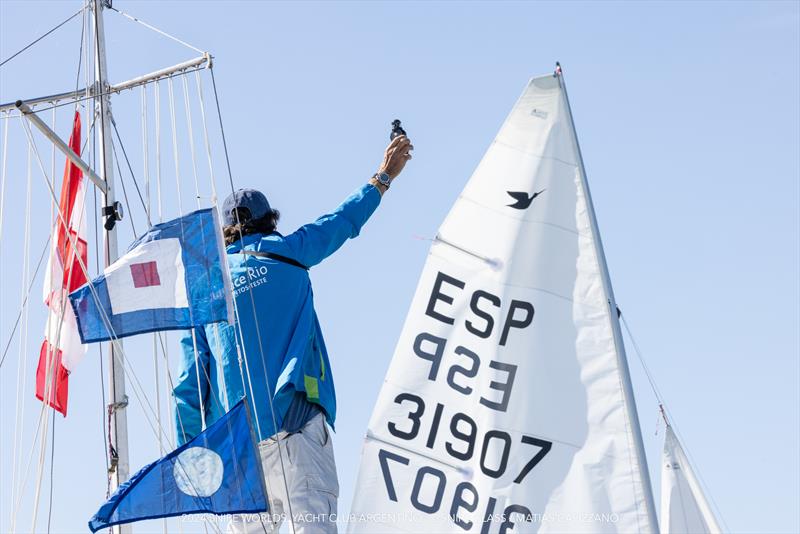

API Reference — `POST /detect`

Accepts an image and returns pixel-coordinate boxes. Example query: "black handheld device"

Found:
[390,119,407,140]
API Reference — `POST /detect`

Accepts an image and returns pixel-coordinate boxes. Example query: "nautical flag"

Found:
[88,399,268,532]
[69,208,233,343]
[37,110,88,416]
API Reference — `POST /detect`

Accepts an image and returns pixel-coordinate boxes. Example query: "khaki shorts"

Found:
[228,412,339,534]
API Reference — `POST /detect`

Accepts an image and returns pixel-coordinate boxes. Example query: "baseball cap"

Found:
[222,189,271,226]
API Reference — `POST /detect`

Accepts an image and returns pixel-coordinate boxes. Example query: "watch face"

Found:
[379,173,391,185]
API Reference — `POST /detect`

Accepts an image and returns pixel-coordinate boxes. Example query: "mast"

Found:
[91,1,130,530]
[556,64,660,533]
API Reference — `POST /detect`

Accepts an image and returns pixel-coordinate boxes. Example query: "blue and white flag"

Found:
[70,208,233,343]
[88,399,268,532]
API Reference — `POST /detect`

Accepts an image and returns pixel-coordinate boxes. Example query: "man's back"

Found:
[171,133,414,533]
[173,183,382,444]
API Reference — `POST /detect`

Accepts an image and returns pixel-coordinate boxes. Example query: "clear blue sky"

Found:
[1,1,798,533]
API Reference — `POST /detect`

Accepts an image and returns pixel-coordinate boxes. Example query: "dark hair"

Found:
[223,207,280,246]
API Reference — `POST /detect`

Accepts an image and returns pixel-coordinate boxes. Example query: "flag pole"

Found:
[92,2,130,532]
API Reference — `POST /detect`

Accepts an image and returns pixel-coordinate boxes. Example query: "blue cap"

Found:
[222,189,271,226]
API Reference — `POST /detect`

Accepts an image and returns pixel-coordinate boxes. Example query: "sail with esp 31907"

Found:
[348,71,659,533]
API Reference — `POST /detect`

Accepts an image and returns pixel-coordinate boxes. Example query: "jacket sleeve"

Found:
[282,183,381,267]
[173,327,211,445]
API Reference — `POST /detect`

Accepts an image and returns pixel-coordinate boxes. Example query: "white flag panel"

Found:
[349,74,654,533]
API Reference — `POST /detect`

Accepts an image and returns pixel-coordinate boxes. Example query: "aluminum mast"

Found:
[91,3,130,533]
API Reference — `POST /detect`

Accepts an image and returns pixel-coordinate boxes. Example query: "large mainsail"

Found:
[660,425,722,534]
[349,72,658,533]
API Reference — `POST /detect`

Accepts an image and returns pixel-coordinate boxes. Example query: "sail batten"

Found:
[349,73,657,533]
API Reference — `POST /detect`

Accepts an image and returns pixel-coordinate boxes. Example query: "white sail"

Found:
[348,73,657,534]
[660,425,721,534]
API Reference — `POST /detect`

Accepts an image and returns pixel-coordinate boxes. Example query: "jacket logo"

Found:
[507,189,545,210]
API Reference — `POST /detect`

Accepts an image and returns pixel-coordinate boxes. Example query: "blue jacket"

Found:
[173,183,381,444]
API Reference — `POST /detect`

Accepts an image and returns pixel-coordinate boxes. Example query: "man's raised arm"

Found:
[283,135,413,267]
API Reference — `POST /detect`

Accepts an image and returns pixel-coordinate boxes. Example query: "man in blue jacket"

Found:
[173,134,413,533]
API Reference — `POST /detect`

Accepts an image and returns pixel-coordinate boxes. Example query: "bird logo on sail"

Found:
[506,189,545,210]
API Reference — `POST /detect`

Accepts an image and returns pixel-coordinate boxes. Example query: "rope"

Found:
[141,84,167,534]
[21,123,226,528]
[111,117,150,226]
[0,116,8,245]
[141,86,152,224]
[47,410,55,533]
[155,81,163,222]
[93,181,112,495]
[167,75,209,433]
[9,137,33,533]
[32,106,77,534]
[209,65,296,533]
[167,78,183,212]
[618,310,730,532]
[8,66,208,117]
[12,406,47,532]
[619,313,665,405]
[194,70,233,414]
[50,109,57,200]
[181,75,202,207]
[194,70,218,202]
[106,4,205,55]
[25,108,93,531]
[22,119,177,456]
[141,113,164,507]
[73,4,86,94]
[182,74,233,429]
[0,238,50,370]
[109,137,138,235]
[0,9,82,68]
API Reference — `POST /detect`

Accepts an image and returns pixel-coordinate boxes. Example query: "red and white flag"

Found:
[37,111,88,416]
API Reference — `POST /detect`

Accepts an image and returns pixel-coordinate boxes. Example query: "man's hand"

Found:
[378,135,413,179]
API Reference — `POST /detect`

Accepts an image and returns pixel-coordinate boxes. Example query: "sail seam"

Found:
[455,195,588,236]
[492,138,580,168]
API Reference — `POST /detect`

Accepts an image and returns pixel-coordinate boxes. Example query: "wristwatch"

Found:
[374,171,392,189]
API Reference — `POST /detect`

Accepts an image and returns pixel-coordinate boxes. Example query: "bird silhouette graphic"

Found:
[507,189,546,210]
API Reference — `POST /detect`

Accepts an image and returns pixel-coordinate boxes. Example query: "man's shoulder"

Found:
[226,232,286,253]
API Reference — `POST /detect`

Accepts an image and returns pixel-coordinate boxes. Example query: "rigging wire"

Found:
[618,310,731,533]
[94,173,112,496]
[111,117,150,226]
[32,105,92,534]
[194,70,232,412]
[106,4,205,55]
[0,238,50,370]
[73,4,86,94]
[0,112,102,370]
[181,75,202,205]
[22,120,175,455]
[1,65,207,117]
[109,136,138,235]
[20,122,226,525]
[9,137,33,533]
[166,75,210,432]
[0,9,82,68]
[139,83,168,533]
[47,410,55,534]
[209,64,296,534]
[12,403,49,531]
[0,115,8,247]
